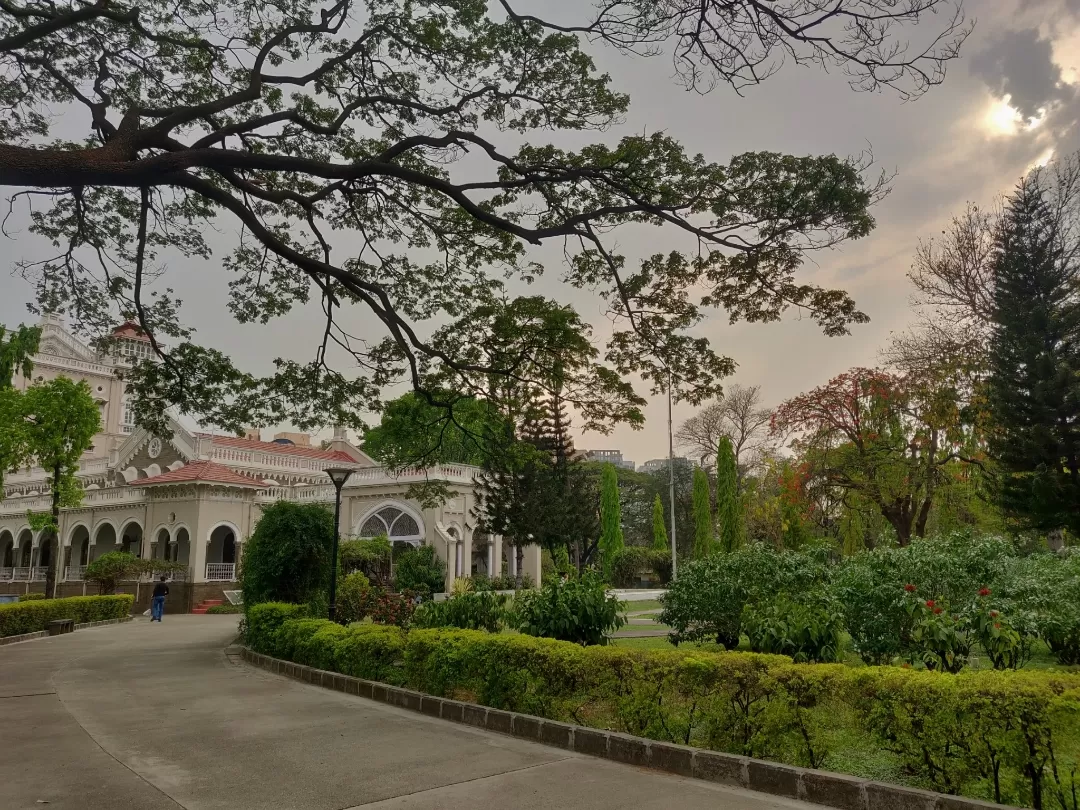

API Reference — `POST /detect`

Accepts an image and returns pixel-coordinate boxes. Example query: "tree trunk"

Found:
[515,543,524,588]
[45,464,62,599]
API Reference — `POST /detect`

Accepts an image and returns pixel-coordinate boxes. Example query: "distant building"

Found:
[583,450,635,471]
[640,457,696,474]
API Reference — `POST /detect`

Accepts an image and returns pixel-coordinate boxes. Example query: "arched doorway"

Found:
[206,524,238,581]
[68,525,90,580]
[174,527,190,565]
[119,522,143,557]
[0,530,14,571]
[17,529,33,568]
[91,522,117,562]
[154,528,170,560]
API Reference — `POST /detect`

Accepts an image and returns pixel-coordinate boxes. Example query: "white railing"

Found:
[253,464,480,505]
[0,567,12,581]
[12,567,31,581]
[0,486,145,515]
[5,455,110,485]
[30,567,48,582]
[205,563,236,582]
[65,565,86,581]
[35,352,116,376]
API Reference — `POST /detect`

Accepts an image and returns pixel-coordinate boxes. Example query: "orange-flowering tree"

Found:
[772,368,982,546]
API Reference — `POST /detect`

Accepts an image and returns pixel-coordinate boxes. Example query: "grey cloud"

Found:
[969,28,1068,119]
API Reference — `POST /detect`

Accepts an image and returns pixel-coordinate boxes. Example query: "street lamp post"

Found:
[325,466,354,622]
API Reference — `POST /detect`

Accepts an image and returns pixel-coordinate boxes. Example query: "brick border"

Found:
[240,648,1006,810]
[0,616,133,646]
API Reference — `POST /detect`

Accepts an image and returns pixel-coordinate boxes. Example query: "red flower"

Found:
[990,610,999,618]
[901,662,912,669]
[904,584,917,593]
[978,587,991,597]
[925,600,935,608]
[933,607,943,615]
[993,622,1002,629]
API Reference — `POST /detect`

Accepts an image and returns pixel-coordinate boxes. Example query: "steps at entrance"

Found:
[191,598,225,615]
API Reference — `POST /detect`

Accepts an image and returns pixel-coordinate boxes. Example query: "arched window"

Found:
[359,506,422,542]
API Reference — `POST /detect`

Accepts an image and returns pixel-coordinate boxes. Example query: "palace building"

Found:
[0,316,539,606]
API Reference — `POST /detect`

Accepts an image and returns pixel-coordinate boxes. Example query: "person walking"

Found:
[151,575,169,622]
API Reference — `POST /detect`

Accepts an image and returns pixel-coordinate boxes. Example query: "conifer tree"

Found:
[716,436,742,551]
[988,176,1080,534]
[651,494,669,552]
[599,464,625,579]
[691,468,715,559]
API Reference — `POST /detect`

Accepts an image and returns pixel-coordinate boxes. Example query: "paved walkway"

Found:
[1,616,816,810]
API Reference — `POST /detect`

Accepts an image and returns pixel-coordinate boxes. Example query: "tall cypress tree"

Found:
[691,467,715,559]
[987,176,1080,534]
[598,463,624,578]
[651,494,669,552]
[716,436,741,552]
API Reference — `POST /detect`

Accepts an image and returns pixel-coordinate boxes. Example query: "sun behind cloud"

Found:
[983,95,1047,136]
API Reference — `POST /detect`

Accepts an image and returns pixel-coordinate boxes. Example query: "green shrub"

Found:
[609,547,672,588]
[84,552,139,594]
[999,550,1080,666]
[359,586,416,627]
[742,592,844,663]
[470,573,535,591]
[0,595,133,637]
[206,604,242,614]
[511,572,624,646]
[241,501,335,609]
[243,602,307,653]
[18,592,46,601]
[339,535,392,585]
[393,545,445,599]
[413,591,509,632]
[336,571,370,624]
[248,602,1080,807]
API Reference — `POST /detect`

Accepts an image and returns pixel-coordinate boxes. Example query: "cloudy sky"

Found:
[2,0,1079,465]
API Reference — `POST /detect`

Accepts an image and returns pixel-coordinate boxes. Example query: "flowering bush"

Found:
[359,587,417,628]
[904,595,972,673]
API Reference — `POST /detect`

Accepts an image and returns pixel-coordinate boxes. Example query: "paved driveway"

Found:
[0,616,815,810]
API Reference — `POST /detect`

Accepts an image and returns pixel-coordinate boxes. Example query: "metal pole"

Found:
[668,369,677,581]
[328,481,343,622]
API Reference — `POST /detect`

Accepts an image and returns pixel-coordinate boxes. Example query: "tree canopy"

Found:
[361,390,494,468]
[0,0,968,434]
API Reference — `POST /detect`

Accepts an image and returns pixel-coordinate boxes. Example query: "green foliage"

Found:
[18,592,46,601]
[996,550,1080,666]
[512,572,625,646]
[413,591,510,633]
[241,501,334,608]
[743,592,844,663]
[0,595,133,637]
[469,573,535,591]
[691,467,714,559]
[0,324,40,387]
[598,463,624,578]
[651,494,669,552]
[393,545,445,600]
[358,587,417,628]
[362,391,496,468]
[608,546,672,588]
[82,552,184,595]
[988,177,1080,534]
[660,544,831,649]
[716,436,741,552]
[339,535,392,585]
[335,571,371,625]
[243,602,308,651]
[206,604,242,614]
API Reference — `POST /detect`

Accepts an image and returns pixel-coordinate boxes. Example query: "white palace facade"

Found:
[0,316,540,600]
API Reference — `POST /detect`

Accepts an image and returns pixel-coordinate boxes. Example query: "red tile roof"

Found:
[196,434,356,462]
[137,461,266,488]
[111,321,152,341]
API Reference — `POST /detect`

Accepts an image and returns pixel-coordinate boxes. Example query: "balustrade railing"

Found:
[12,567,31,581]
[205,563,236,582]
[65,565,86,581]
[0,567,12,582]
[30,567,48,582]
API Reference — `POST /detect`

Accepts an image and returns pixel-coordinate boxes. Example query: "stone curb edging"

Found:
[0,615,134,646]
[240,648,1006,810]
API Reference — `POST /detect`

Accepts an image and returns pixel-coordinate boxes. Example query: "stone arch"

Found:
[16,527,33,567]
[173,526,190,565]
[118,519,143,556]
[356,501,425,546]
[91,520,118,562]
[68,524,91,568]
[206,522,240,580]
[153,526,171,560]
[0,529,14,568]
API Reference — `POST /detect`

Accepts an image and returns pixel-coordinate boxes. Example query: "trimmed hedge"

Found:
[246,605,1080,808]
[0,595,134,637]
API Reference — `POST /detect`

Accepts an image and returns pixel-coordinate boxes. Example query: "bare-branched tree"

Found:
[676,383,774,484]
[0,0,970,435]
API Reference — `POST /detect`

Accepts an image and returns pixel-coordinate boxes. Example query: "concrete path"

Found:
[0,616,816,810]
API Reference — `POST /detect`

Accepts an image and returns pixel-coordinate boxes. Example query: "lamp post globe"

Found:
[324,466,354,621]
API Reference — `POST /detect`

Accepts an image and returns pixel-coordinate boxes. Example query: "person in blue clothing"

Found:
[151,575,169,621]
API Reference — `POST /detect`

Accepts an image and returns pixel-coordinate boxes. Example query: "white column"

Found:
[493,535,503,577]
[509,544,517,578]
[454,542,462,579]
[487,542,494,576]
